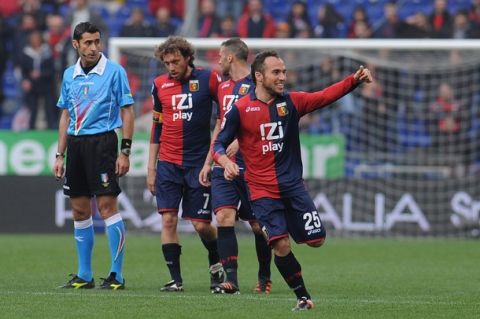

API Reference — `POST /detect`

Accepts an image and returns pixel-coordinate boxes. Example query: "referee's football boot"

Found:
[60,274,95,289]
[160,280,184,292]
[212,281,240,294]
[292,297,315,311]
[209,262,226,291]
[99,272,125,290]
[253,277,272,294]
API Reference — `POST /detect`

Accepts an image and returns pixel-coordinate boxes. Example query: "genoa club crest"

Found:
[238,84,250,95]
[189,80,199,92]
[276,102,288,116]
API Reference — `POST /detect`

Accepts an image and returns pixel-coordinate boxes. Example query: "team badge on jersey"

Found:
[189,80,199,92]
[238,84,250,95]
[153,111,163,123]
[276,102,288,116]
[100,173,109,188]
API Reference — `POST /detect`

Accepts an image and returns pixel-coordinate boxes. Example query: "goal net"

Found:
[110,38,480,238]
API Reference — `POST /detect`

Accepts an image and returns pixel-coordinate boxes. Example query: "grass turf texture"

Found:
[0,234,479,318]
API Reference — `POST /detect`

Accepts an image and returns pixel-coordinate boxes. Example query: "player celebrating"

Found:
[147,36,224,292]
[200,38,272,294]
[54,22,134,290]
[213,51,372,310]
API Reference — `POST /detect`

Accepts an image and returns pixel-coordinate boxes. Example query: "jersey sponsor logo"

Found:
[260,121,284,155]
[172,93,194,121]
[189,80,199,92]
[220,82,230,89]
[245,106,260,112]
[161,82,174,89]
[238,84,250,95]
[222,94,238,112]
[276,102,288,116]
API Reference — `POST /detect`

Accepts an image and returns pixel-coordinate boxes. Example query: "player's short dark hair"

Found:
[155,36,195,67]
[73,22,101,41]
[221,38,249,62]
[251,50,280,85]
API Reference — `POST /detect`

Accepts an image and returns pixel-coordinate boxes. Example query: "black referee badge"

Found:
[100,173,109,188]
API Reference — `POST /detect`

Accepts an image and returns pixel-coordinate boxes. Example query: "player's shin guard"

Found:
[217,226,239,285]
[105,213,126,283]
[200,237,220,266]
[74,217,94,281]
[162,243,183,283]
[254,233,271,279]
[274,252,311,300]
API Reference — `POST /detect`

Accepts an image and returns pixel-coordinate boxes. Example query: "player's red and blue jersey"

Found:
[215,75,253,168]
[57,53,134,136]
[214,74,358,200]
[151,67,221,167]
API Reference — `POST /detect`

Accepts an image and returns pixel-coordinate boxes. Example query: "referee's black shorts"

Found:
[64,131,121,198]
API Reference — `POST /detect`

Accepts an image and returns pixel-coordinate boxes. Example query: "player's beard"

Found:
[264,81,284,98]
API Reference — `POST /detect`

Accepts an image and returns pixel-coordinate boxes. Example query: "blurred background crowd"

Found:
[0,0,479,131]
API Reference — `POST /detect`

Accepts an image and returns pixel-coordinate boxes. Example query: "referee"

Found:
[53,22,134,290]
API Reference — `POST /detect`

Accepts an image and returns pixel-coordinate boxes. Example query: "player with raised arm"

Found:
[213,50,372,310]
[53,22,134,290]
[200,38,272,294]
[147,36,224,292]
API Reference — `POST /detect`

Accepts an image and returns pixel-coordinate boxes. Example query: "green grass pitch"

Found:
[0,234,479,318]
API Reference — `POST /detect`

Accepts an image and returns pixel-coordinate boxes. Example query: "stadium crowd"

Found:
[0,0,479,170]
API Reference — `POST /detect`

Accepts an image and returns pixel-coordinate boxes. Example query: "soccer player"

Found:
[53,22,134,290]
[147,36,224,292]
[200,38,272,294]
[213,51,372,310]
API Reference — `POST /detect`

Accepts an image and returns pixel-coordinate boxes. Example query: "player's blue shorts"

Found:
[211,167,255,221]
[156,160,211,222]
[251,190,326,245]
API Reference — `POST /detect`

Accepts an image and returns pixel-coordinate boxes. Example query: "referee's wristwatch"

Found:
[55,152,65,159]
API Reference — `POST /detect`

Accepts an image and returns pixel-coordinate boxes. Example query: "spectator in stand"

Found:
[149,0,184,20]
[429,0,452,38]
[405,12,432,38]
[0,0,20,17]
[120,7,154,37]
[313,4,345,38]
[452,10,475,39]
[286,1,312,38]
[0,14,9,113]
[237,0,276,38]
[347,6,372,38]
[374,2,410,38]
[17,0,47,30]
[20,30,57,129]
[216,0,245,20]
[152,7,177,37]
[469,0,480,24]
[198,0,221,37]
[275,22,290,38]
[13,14,39,67]
[41,0,70,14]
[213,15,238,38]
[65,0,109,42]
[45,14,70,60]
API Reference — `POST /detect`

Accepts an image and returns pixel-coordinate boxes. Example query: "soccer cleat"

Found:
[292,297,315,311]
[212,281,240,294]
[60,274,95,289]
[160,280,184,292]
[99,272,125,290]
[209,262,226,290]
[254,277,272,294]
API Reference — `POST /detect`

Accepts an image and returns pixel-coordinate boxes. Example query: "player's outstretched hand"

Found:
[224,161,240,181]
[199,164,212,187]
[354,65,373,84]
